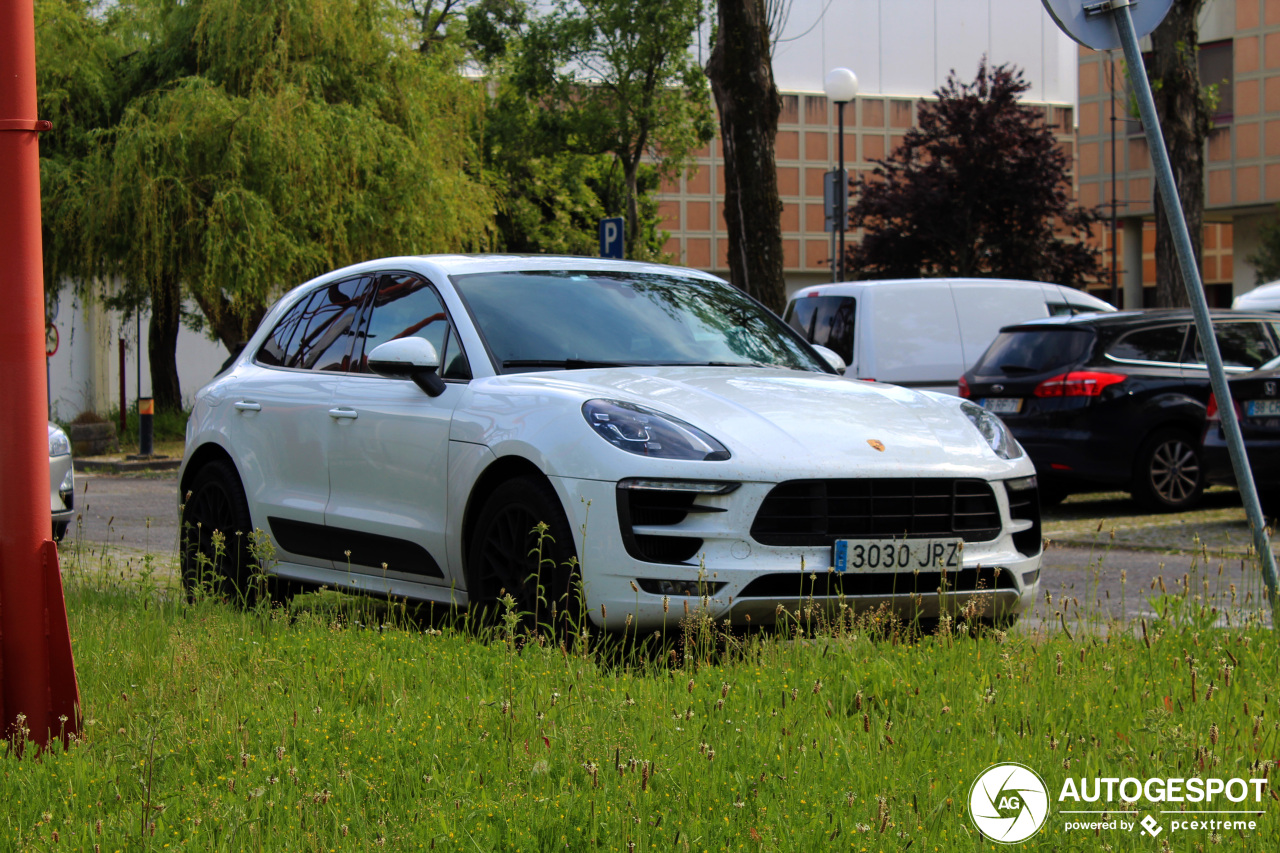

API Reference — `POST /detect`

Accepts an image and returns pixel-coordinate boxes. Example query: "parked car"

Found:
[783,278,1114,394]
[1202,356,1280,516]
[961,309,1280,510]
[49,422,75,541]
[1232,279,1280,312]
[180,256,1043,629]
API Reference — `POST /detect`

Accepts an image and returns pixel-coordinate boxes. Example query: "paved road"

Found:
[62,472,181,559]
[59,472,1273,625]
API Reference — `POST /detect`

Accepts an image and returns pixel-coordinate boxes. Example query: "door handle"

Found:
[328,407,358,421]
[234,401,261,412]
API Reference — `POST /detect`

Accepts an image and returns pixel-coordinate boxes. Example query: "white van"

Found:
[1233,279,1280,311]
[783,278,1115,394]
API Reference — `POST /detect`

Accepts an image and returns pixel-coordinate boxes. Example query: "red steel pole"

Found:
[0,0,81,749]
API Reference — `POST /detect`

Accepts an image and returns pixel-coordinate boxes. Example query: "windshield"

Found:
[452,270,829,373]
[972,327,1095,377]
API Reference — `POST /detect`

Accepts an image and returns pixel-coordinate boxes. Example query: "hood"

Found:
[464,366,1012,478]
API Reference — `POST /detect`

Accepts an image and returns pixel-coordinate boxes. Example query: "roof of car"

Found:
[317,254,725,282]
[1000,308,1280,331]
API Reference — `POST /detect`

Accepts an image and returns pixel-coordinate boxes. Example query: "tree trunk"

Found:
[706,0,786,313]
[148,281,183,413]
[623,157,641,259]
[191,290,267,355]
[1150,0,1210,308]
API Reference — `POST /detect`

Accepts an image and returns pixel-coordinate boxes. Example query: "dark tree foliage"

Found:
[1149,0,1211,308]
[846,61,1104,288]
[707,0,787,313]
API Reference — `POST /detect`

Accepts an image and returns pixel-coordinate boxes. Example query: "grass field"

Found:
[3,545,1278,852]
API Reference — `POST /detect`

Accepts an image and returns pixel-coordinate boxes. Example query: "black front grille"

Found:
[1006,480,1042,557]
[616,485,710,565]
[750,479,1001,546]
[738,566,1017,598]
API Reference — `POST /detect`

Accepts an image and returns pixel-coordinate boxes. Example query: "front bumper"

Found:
[552,475,1043,632]
[50,453,75,524]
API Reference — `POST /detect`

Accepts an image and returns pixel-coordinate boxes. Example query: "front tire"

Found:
[182,460,256,602]
[467,476,579,625]
[1131,428,1204,512]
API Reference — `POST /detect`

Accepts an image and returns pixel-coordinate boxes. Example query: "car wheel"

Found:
[182,460,257,602]
[1258,489,1280,521]
[52,521,68,542]
[1131,428,1204,512]
[468,476,579,625]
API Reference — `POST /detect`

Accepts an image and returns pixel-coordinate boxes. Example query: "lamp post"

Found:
[824,67,858,282]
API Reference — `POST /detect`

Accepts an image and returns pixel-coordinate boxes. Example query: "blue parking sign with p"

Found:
[599,217,624,259]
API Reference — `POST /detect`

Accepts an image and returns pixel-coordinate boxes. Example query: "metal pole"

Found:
[1109,53,1120,307]
[837,100,847,282]
[1113,3,1280,618]
[0,0,81,747]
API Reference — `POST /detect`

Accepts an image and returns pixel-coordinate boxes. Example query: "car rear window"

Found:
[1106,325,1188,364]
[784,296,856,363]
[972,327,1094,377]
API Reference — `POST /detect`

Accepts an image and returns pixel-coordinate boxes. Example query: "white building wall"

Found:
[767,0,1077,105]
[46,288,227,420]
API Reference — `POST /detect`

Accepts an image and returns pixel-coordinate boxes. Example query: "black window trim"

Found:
[253,274,374,374]
[345,269,472,385]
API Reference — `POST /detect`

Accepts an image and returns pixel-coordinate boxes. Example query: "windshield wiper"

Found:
[661,361,773,368]
[501,359,642,370]
[998,364,1037,375]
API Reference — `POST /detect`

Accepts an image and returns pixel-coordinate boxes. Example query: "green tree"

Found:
[1149,0,1212,308]
[499,0,713,259]
[38,0,494,412]
[706,0,786,312]
[846,61,1104,288]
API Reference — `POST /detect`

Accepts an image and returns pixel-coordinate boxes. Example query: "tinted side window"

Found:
[972,328,1094,376]
[785,296,856,363]
[1190,322,1279,368]
[1106,325,1188,364]
[256,294,312,367]
[289,276,372,370]
[355,274,470,379]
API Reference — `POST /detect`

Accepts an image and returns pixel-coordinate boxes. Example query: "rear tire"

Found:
[1130,428,1204,512]
[52,521,68,542]
[181,460,257,603]
[467,476,579,626]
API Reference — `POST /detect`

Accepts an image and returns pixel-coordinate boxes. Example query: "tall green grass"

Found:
[4,552,1278,851]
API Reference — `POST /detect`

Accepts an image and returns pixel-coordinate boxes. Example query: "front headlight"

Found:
[49,426,71,458]
[960,401,1023,460]
[582,399,730,461]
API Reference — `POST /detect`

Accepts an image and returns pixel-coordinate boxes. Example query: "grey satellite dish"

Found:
[1041,0,1174,50]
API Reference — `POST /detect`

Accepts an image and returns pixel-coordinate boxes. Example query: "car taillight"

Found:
[1033,371,1126,398]
[1205,392,1242,422]
[958,376,971,398]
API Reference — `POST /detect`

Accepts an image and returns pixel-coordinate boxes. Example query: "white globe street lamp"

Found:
[824,68,858,281]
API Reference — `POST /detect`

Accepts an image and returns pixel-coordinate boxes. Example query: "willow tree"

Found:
[40,0,494,411]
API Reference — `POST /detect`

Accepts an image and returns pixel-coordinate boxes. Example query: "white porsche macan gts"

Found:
[179,256,1042,629]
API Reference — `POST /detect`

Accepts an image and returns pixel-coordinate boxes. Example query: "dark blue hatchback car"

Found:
[960,310,1280,510]
[1203,357,1280,516]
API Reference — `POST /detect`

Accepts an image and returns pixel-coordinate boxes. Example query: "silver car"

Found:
[49,423,75,541]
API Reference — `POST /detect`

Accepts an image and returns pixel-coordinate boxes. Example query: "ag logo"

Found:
[968,763,1050,843]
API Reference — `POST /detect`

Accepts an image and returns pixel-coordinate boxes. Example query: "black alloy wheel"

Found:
[468,476,578,624]
[1131,428,1204,511]
[182,460,256,601]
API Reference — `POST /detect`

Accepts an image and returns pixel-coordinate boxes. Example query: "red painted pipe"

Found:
[0,0,80,749]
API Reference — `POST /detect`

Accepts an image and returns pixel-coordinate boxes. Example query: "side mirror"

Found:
[367,338,446,397]
[811,344,848,374]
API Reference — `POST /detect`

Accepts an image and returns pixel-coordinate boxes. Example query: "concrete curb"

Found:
[74,456,181,474]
